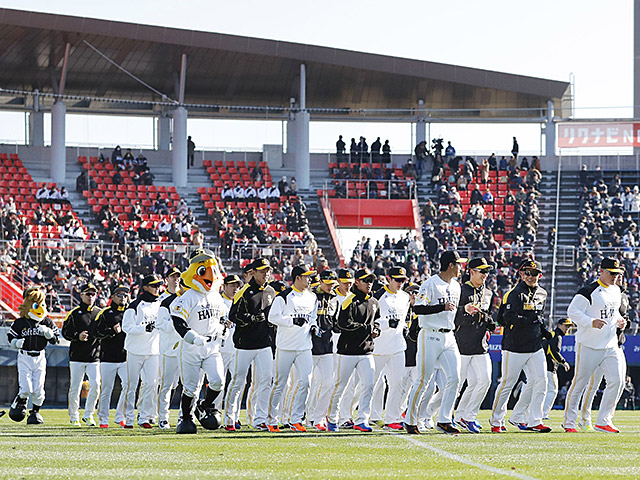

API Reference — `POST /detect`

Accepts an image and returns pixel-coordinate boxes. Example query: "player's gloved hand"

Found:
[251,313,266,323]
[145,322,156,332]
[310,325,323,337]
[292,316,307,327]
[10,338,25,349]
[563,362,570,372]
[38,325,55,339]
[184,330,207,346]
[388,318,399,329]
[371,326,381,338]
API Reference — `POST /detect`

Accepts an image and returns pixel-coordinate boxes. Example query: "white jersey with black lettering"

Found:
[268,287,318,351]
[416,274,461,330]
[373,286,410,355]
[171,288,226,351]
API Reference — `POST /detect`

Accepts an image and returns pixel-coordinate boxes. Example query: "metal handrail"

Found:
[322,178,418,200]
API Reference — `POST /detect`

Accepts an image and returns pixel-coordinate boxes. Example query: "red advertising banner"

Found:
[558,123,639,148]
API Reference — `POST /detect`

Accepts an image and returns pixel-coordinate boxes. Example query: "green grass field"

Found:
[0,410,638,479]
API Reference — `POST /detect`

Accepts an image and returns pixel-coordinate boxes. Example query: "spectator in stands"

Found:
[222,184,234,200]
[36,184,49,204]
[133,153,147,173]
[488,153,497,171]
[382,140,391,163]
[123,149,134,169]
[520,156,529,170]
[414,140,428,179]
[511,137,519,160]
[349,138,358,162]
[177,198,189,216]
[278,176,290,196]
[112,169,123,185]
[358,136,368,162]
[232,183,245,200]
[631,186,640,212]
[499,156,508,171]
[456,173,468,191]
[111,145,124,169]
[140,166,154,185]
[289,177,298,197]
[250,164,263,183]
[483,188,494,205]
[129,202,143,222]
[371,137,381,163]
[187,136,195,169]
[336,135,346,161]
[76,171,94,192]
[445,141,456,166]
[51,186,69,205]
[245,185,257,202]
[479,158,490,184]
[448,186,461,206]
[6,197,18,215]
[257,184,268,203]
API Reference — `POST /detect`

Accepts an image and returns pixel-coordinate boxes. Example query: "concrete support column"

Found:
[50,101,66,184]
[415,99,427,146]
[30,111,44,147]
[286,112,298,155]
[172,106,188,187]
[295,111,310,190]
[158,114,171,151]
[545,100,556,161]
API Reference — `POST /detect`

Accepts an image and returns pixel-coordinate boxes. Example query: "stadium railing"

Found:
[320,179,417,200]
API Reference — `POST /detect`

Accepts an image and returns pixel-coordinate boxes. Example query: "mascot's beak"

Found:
[200,267,214,290]
[29,304,46,320]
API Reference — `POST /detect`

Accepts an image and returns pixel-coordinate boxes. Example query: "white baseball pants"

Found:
[124,353,159,426]
[214,349,237,411]
[98,361,127,425]
[564,344,625,428]
[68,361,100,422]
[307,354,334,425]
[17,351,46,406]
[399,366,417,414]
[225,347,273,427]
[490,349,547,428]
[267,349,312,425]
[406,330,460,425]
[455,353,492,423]
[179,341,224,397]
[328,354,375,425]
[370,352,405,424]
[157,354,180,423]
[543,371,558,418]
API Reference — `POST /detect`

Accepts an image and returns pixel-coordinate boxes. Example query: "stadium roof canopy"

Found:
[0,8,571,121]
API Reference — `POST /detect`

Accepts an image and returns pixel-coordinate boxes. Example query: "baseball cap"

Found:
[242,262,254,274]
[309,273,321,288]
[291,264,315,279]
[223,274,241,284]
[251,257,272,271]
[111,284,130,296]
[141,274,163,287]
[601,257,624,274]
[80,282,98,294]
[518,259,543,274]
[388,266,408,279]
[439,251,468,270]
[337,268,354,282]
[166,266,181,277]
[320,270,339,284]
[468,257,494,271]
[189,248,216,264]
[558,318,574,326]
[404,282,420,293]
[355,268,375,281]
[270,280,288,293]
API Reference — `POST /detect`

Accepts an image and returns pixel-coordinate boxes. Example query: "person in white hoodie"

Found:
[564,257,626,433]
[170,249,226,434]
[156,267,183,429]
[266,264,318,432]
[370,266,411,430]
[122,274,162,429]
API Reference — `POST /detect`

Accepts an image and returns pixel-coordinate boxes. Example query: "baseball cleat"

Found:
[70,420,81,427]
[118,421,126,427]
[384,423,404,431]
[564,427,578,433]
[290,423,307,432]
[436,422,461,434]
[26,411,44,425]
[354,423,372,432]
[508,419,528,431]
[372,420,384,428]
[267,425,281,433]
[83,416,97,427]
[340,420,354,429]
[528,424,551,433]
[253,423,269,432]
[405,424,421,435]
[457,419,480,433]
[471,421,483,430]
[235,422,242,430]
[158,421,171,429]
[224,425,236,432]
[327,422,339,432]
[491,425,507,433]
[594,424,619,433]
[176,418,197,434]
[314,422,327,432]
[423,418,434,429]
[123,424,134,429]
[140,422,153,429]
[99,424,109,429]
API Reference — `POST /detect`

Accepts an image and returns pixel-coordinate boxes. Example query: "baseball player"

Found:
[225,258,276,432]
[509,318,571,428]
[62,282,101,426]
[156,266,182,429]
[399,282,420,417]
[490,260,551,433]
[453,257,497,433]
[122,274,162,429]
[214,274,243,414]
[371,266,411,430]
[327,267,381,432]
[266,264,318,432]
[7,287,59,424]
[171,249,226,434]
[95,285,130,428]
[579,271,629,430]
[564,257,626,433]
[405,250,466,435]
[306,270,340,431]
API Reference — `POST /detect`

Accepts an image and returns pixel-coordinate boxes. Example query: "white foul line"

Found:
[400,435,539,480]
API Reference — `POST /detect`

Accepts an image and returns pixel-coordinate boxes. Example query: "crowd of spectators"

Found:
[335,135,392,164]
